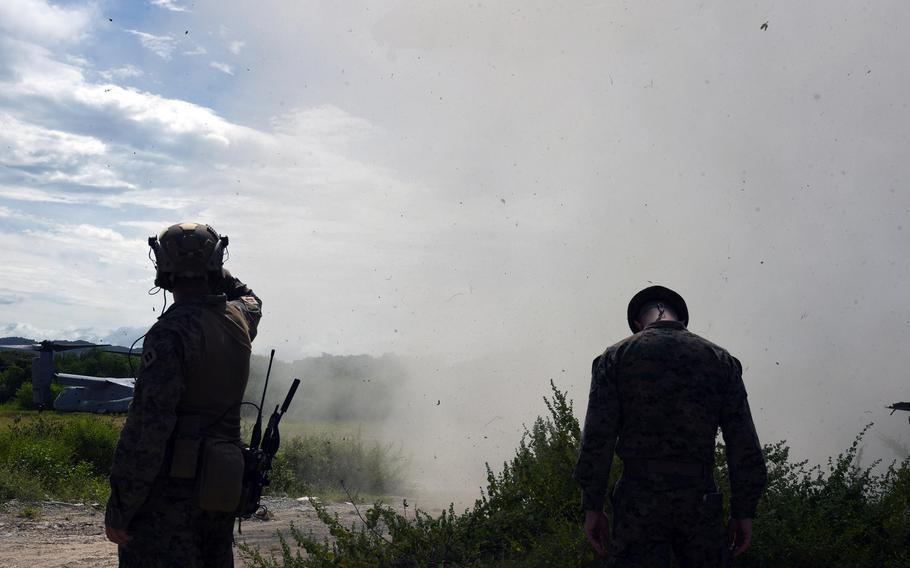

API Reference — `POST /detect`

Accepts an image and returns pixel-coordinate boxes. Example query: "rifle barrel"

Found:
[281,378,301,415]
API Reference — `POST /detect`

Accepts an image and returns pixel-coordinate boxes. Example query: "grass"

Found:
[268,433,407,498]
[0,408,125,429]
[18,504,41,519]
[0,413,120,503]
[240,383,910,568]
[0,410,408,506]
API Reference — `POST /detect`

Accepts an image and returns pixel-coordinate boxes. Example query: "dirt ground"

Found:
[0,497,395,567]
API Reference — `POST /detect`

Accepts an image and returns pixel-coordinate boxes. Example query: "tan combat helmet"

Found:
[148,222,228,290]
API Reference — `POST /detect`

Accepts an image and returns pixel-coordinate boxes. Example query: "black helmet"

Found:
[148,222,228,290]
[626,285,689,333]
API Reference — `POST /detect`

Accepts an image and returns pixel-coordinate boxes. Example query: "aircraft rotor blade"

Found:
[56,372,135,387]
[100,346,142,355]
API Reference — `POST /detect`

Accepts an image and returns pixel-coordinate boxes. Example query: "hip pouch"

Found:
[195,438,244,512]
[169,415,202,479]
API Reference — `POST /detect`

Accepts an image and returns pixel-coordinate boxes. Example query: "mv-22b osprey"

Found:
[0,340,138,413]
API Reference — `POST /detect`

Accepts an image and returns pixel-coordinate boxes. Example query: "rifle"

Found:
[237,349,301,520]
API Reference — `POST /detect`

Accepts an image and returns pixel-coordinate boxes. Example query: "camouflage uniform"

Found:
[574,320,767,567]
[106,275,261,568]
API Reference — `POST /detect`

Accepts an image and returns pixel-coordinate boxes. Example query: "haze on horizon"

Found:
[0,0,908,497]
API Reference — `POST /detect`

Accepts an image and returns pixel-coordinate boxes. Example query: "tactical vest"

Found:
[167,296,252,512]
[179,297,251,439]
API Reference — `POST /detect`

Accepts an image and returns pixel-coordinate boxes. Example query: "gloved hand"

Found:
[216,268,253,300]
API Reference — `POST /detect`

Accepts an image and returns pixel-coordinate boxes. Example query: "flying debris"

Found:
[0,340,138,412]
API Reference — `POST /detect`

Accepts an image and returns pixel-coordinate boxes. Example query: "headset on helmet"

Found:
[148,222,229,291]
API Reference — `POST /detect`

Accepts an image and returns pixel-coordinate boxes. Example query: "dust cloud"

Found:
[203,2,910,498]
[3,1,909,505]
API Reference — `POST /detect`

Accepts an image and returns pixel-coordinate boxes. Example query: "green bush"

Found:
[0,464,44,502]
[241,384,910,568]
[268,434,407,498]
[0,413,406,506]
[240,381,602,568]
[0,415,120,502]
[56,350,134,378]
[717,425,910,568]
[0,352,32,403]
[13,381,64,410]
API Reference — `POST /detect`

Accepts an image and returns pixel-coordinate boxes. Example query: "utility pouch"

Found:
[195,438,244,512]
[169,415,202,479]
[701,491,724,520]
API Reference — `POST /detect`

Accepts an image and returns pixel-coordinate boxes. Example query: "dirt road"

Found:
[0,497,379,567]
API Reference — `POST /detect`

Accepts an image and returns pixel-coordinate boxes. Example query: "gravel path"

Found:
[0,497,386,567]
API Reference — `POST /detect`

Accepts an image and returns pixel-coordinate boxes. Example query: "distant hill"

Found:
[0,337,131,350]
[0,337,36,346]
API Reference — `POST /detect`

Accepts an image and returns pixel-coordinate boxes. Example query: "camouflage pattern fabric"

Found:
[106,275,261,567]
[116,478,235,568]
[608,478,730,567]
[574,320,767,564]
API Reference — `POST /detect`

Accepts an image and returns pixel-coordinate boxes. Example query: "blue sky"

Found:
[1,0,909,483]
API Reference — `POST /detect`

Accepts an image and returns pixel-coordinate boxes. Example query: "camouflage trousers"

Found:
[606,477,731,568]
[118,478,235,568]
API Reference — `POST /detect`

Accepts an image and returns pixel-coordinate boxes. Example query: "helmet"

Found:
[148,222,229,290]
[626,285,689,333]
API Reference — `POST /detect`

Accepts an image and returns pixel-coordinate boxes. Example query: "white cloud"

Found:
[39,164,137,189]
[0,186,89,204]
[117,220,178,233]
[210,61,234,75]
[10,223,149,278]
[0,321,149,345]
[150,0,189,12]
[65,54,90,67]
[228,40,245,54]
[99,65,144,81]
[0,0,93,45]
[68,83,260,146]
[0,113,141,189]
[0,221,150,318]
[126,29,176,59]
[184,45,207,56]
[0,186,194,210]
[0,42,263,148]
[0,112,106,165]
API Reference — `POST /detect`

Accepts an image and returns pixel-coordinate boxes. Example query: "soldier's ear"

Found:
[633,320,643,332]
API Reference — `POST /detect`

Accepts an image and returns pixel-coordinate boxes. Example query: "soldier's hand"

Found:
[583,510,610,557]
[728,517,752,557]
[217,268,236,293]
[105,524,131,545]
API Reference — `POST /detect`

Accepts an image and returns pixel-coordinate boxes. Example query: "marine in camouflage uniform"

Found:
[574,286,767,567]
[105,224,261,568]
